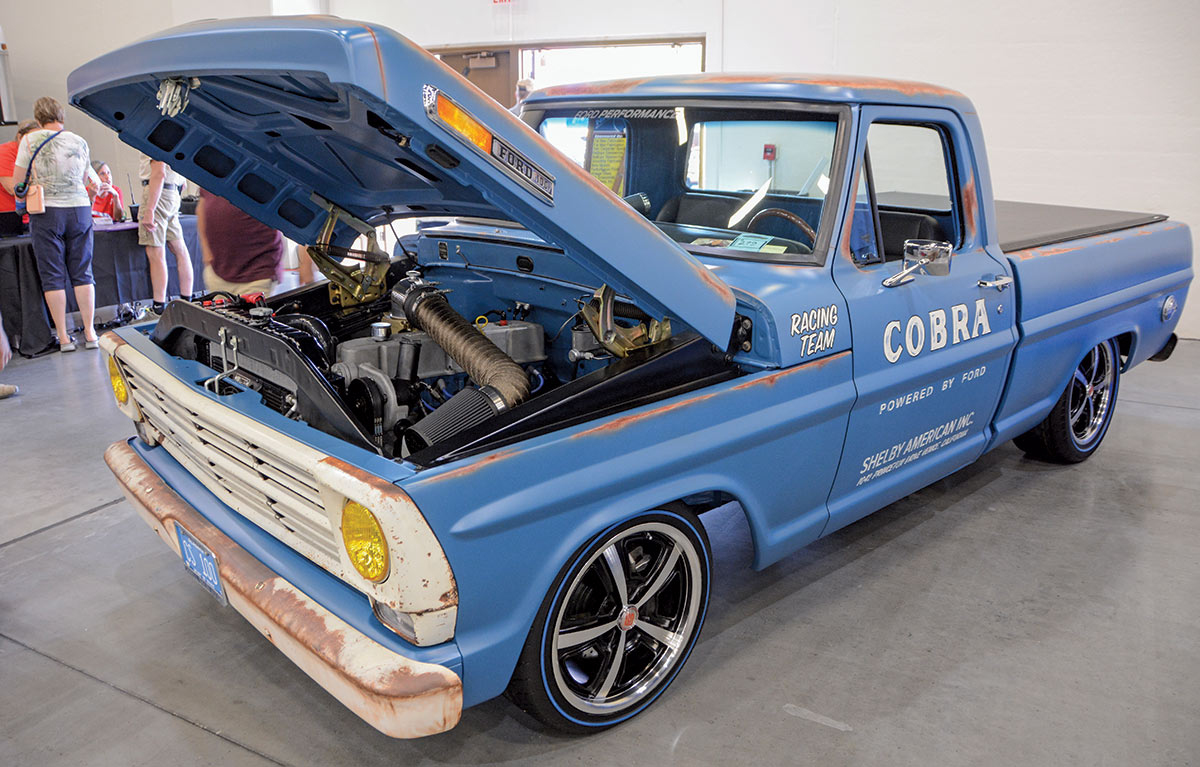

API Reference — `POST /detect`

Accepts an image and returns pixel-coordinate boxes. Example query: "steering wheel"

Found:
[747,207,817,245]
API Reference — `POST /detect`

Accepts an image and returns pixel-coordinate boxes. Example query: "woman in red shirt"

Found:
[89,161,125,222]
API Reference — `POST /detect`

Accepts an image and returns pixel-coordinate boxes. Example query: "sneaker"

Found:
[0,383,18,399]
[135,304,162,321]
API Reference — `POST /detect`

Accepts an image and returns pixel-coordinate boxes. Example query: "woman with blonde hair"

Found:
[13,96,101,351]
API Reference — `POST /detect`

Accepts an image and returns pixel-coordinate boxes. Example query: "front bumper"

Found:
[104,440,463,738]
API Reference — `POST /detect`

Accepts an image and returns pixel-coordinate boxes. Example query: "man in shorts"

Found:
[139,153,193,314]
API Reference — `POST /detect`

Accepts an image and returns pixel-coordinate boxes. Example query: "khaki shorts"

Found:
[137,187,185,247]
[202,264,277,298]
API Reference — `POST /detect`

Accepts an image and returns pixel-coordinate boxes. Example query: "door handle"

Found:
[978,275,1013,291]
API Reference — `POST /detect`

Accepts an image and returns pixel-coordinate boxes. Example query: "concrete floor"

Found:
[1,341,1198,766]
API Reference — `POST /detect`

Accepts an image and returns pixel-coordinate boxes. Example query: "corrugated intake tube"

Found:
[396,276,531,452]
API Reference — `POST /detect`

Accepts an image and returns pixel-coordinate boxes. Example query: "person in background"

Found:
[89,161,125,222]
[0,310,18,398]
[0,119,40,214]
[13,97,101,352]
[197,188,283,296]
[510,78,534,115]
[297,244,317,285]
[139,152,192,314]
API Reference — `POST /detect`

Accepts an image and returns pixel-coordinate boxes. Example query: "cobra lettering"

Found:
[883,298,991,363]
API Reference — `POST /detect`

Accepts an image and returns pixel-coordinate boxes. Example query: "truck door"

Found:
[826,105,1017,533]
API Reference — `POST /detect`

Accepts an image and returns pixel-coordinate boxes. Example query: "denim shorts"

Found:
[29,205,94,291]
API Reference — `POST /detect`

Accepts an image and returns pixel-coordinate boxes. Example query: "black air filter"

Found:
[405,387,501,454]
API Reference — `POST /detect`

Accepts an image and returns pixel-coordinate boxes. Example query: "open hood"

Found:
[67,16,736,347]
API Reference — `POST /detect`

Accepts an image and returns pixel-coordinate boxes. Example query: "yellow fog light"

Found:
[341,501,389,583]
[108,356,129,405]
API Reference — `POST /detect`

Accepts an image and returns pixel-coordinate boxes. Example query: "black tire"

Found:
[506,510,711,734]
[1014,338,1120,463]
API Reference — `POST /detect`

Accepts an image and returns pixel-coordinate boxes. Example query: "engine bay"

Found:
[149,239,741,465]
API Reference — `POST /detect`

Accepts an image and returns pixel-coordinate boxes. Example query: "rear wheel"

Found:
[1014,338,1120,463]
[507,510,711,733]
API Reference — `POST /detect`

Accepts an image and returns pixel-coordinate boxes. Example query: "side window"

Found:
[539,116,629,195]
[866,123,958,259]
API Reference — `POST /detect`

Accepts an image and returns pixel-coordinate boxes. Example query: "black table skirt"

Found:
[0,216,202,356]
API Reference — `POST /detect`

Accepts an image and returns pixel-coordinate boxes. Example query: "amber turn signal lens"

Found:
[108,355,129,405]
[341,501,389,583]
[436,93,492,154]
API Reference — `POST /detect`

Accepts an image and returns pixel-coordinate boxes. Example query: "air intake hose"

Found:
[394,272,531,452]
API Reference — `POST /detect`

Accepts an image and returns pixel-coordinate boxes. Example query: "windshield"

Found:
[537,104,843,261]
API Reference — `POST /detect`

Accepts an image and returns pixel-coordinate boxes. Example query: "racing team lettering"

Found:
[790,303,838,357]
[883,298,991,364]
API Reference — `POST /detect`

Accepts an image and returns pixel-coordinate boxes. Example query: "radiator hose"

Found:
[393,272,530,452]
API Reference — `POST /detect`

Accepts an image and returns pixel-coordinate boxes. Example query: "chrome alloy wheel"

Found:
[549,521,704,716]
[1068,341,1115,448]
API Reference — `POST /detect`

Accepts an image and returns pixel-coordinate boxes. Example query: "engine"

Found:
[150,257,733,465]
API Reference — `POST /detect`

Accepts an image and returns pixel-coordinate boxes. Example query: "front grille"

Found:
[123,365,341,566]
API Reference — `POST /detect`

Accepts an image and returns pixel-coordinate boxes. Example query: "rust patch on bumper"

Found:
[104,441,462,738]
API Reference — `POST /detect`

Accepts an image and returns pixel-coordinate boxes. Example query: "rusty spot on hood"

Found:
[571,350,850,439]
[420,448,519,484]
[101,331,127,348]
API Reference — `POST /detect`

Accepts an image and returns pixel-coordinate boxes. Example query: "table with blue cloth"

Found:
[0,215,202,356]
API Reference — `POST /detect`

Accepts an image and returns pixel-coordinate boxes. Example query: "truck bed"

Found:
[996,200,1166,253]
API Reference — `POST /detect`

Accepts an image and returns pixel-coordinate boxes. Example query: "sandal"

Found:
[85,338,100,350]
[60,341,77,352]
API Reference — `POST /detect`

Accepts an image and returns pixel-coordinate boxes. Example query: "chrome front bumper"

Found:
[104,440,463,738]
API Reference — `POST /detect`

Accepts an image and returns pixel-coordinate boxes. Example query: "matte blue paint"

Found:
[73,16,1194,724]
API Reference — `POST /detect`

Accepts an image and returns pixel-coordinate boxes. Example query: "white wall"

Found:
[4,0,1196,335]
[332,0,1200,338]
[0,0,272,207]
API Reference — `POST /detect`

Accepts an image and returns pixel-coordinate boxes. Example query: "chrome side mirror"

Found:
[882,239,953,288]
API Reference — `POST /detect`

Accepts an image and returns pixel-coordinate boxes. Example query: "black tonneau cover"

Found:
[996,200,1166,253]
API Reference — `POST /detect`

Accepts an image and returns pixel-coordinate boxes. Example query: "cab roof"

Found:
[523,73,975,114]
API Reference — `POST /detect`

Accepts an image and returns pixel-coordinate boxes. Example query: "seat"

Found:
[655,194,742,228]
[878,211,947,259]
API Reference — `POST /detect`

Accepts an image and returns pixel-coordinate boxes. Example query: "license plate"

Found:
[175,522,227,605]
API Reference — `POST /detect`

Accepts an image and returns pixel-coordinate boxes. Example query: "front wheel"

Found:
[507,510,711,733]
[1014,338,1120,463]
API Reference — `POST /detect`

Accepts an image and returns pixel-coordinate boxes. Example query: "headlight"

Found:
[341,501,389,583]
[108,355,129,404]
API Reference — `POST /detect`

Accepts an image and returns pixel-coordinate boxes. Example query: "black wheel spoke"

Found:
[634,542,681,609]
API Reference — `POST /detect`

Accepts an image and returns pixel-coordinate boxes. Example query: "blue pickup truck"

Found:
[70,17,1191,738]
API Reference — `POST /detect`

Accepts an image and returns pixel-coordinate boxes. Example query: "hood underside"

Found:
[67,16,736,347]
